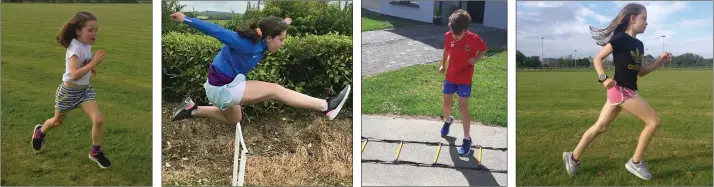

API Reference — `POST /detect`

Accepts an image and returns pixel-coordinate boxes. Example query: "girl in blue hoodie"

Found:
[169,12,351,124]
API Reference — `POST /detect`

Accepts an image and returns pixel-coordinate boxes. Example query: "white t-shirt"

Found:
[62,39,93,85]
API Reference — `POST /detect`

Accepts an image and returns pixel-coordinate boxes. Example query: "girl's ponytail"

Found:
[589,3,645,46]
[236,16,289,43]
[57,11,97,48]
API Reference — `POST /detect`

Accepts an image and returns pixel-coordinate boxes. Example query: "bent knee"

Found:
[647,116,661,127]
[93,116,104,127]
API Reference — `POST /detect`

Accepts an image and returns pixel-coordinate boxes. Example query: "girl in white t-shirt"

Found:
[31,11,111,169]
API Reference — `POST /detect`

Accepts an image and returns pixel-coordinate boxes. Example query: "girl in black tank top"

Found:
[562,3,673,180]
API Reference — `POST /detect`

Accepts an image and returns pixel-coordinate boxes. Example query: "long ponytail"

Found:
[589,3,645,46]
[236,16,289,43]
[57,11,97,48]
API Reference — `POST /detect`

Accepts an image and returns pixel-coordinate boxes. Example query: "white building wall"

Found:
[378,0,434,23]
[483,1,507,29]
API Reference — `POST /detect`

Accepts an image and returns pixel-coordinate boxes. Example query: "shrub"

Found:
[162,32,353,116]
[224,1,352,37]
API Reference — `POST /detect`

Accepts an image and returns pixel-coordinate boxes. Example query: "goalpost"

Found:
[232,122,248,186]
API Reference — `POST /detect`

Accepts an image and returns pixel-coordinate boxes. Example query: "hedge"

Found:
[162,32,353,115]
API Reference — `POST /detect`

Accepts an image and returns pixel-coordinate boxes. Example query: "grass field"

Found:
[1,4,152,186]
[361,8,424,32]
[207,19,230,25]
[161,104,353,186]
[516,70,713,186]
[362,51,507,126]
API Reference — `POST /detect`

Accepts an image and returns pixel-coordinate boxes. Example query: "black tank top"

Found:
[609,32,644,90]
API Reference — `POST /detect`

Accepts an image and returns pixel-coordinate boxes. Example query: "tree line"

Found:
[2,0,149,2]
[517,50,713,68]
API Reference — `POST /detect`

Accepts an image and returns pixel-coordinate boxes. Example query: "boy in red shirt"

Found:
[439,9,488,157]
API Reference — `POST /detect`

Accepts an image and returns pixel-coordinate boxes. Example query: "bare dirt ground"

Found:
[161,103,353,186]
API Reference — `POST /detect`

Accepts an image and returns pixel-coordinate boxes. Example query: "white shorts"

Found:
[203,74,246,111]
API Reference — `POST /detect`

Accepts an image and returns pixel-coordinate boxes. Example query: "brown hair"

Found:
[448,9,471,35]
[57,11,97,48]
[236,16,289,43]
[590,3,646,46]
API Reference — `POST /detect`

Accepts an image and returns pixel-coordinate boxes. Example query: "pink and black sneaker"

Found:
[31,124,45,150]
[89,150,112,168]
[171,97,197,122]
[324,85,351,120]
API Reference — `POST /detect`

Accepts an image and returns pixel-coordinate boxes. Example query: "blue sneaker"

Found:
[459,138,472,157]
[440,116,453,137]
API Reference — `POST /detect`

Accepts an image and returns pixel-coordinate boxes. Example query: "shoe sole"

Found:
[563,152,576,177]
[171,98,193,122]
[31,124,42,151]
[327,85,351,120]
[88,154,110,169]
[625,162,651,180]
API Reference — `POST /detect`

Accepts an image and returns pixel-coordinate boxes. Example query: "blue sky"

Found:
[516,1,713,58]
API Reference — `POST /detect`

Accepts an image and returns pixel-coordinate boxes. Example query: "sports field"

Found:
[1,4,152,185]
[516,69,713,185]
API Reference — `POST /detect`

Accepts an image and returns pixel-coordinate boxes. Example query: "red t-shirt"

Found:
[444,31,487,84]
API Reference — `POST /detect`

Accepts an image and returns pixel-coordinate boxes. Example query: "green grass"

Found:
[207,19,230,25]
[361,8,424,32]
[516,70,713,186]
[362,52,507,126]
[1,4,152,186]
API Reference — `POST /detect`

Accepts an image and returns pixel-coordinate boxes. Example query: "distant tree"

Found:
[525,56,542,68]
[516,50,526,68]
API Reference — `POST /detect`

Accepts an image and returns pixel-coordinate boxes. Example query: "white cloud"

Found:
[679,18,713,29]
[517,1,711,58]
[577,7,609,24]
[520,2,564,8]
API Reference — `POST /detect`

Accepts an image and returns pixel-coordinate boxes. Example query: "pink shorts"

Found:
[607,85,638,105]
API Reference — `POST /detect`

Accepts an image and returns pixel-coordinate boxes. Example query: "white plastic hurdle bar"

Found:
[232,122,249,186]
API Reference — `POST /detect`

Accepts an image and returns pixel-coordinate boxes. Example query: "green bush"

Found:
[162,32,353,115]
[224,1,352,36]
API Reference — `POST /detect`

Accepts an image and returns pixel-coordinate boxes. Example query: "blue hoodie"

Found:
[183,17,268,86]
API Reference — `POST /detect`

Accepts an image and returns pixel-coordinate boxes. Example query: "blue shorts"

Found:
[443,80,471,98]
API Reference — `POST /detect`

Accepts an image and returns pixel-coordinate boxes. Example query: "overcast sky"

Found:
[516,1,713,58]
[179,1,256,13]
[178,1,349,14]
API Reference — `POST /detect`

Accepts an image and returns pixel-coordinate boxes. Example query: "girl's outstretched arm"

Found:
[171,12,250,50]
[639,52,672,77]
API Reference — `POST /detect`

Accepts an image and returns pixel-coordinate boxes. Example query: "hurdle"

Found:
[232,123,249,186]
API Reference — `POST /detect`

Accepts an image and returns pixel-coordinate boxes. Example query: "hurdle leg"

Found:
[232,123,241,186]
[433,143,442,164]
[361,139,368,153]
[394,141,404,161]
[477,147,483,166]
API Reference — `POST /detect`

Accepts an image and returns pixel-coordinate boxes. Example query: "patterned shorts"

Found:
[55,83,96,113]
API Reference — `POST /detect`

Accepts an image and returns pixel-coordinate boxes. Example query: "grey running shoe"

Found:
[324,85,351,120]
[626,158,652,180]
[562,152,579,177]
[171,97,197,122]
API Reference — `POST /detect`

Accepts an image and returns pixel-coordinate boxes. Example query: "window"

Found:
[389,1,419,8]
